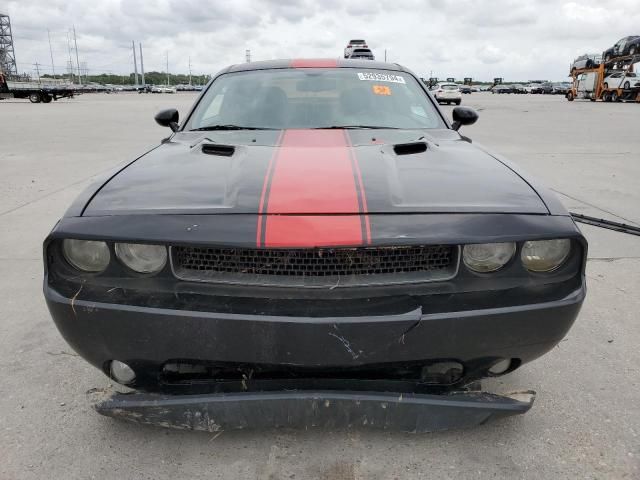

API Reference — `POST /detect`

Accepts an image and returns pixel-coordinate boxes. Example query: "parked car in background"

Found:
[528,83,544,94]
[511,84,528,94]
[539,82,555,94]
[552,83,571,95]
[570,54,601,74]
[523,83,541,93]
[348,48,375,60]
[603,71,640,90]
[151,85,177,94]
[430,82,462,104]
[459,85,472,94]
[603,36,640,62]
[492,84,513,94]
[344,39,368,58]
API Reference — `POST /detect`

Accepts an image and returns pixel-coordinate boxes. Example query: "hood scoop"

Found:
[202,143,236,157]
[393,141,427,156]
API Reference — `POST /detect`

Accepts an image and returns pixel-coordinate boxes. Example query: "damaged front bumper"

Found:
[92,388,535,433]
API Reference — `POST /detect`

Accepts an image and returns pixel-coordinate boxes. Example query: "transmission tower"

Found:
[0,13,18,75]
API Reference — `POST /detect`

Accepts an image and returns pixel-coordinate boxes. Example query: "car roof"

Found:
[224,58,405,73]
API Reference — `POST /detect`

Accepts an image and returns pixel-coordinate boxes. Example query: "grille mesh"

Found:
[172,245,456,285]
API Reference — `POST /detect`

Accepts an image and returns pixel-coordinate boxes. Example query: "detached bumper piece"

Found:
[93,389,535,433]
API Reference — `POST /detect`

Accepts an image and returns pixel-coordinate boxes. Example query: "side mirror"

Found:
[451,106,478,131]
[154,108,179,132]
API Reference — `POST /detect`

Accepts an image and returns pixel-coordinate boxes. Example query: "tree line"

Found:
[41,71,211,85]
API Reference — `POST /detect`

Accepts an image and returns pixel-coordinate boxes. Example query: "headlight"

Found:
[115,243,167,274]
[463,242,516,273]
[521,239,571,272]
[62,239,110,272]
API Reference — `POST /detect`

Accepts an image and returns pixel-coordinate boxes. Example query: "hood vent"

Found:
[393,142,428,156]
[202,143,236,157]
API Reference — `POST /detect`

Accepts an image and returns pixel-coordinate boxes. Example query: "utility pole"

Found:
[66,31,74,83]
[166,51,169,86]
[246,49,251,63]
[384,49,387,62]
[132,40,138,85]
[139,43,145,86]
[34,62,41,82]
[73,25,81,84]
[47,29,56,79]
[188,56,192,85]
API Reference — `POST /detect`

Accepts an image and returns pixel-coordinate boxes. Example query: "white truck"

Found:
[575,72,598,100]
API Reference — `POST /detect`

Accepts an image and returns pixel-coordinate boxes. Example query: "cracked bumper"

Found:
[45,283,585,390]
[92,389,535,433]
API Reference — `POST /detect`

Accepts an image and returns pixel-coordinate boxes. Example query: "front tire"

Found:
[29,93,41,103]
[623,81,630,90]
[566,92,574,101]
[611,91,619,102]
[455,100,461,105]
[42,94,52,103]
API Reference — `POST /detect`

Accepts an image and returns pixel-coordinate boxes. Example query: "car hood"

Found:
[83,129,548,216]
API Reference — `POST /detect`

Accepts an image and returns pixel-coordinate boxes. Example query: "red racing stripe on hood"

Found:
[257,129,369,248]
[290,59,338,68]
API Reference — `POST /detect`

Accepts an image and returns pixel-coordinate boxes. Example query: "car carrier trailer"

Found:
[0,73,78,103]
[567,54,640,102]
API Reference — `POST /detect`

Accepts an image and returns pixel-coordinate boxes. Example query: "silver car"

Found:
[570,54,601,74]
[430,83,462,105]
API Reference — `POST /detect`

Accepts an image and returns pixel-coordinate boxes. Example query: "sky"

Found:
[2,0,640,82]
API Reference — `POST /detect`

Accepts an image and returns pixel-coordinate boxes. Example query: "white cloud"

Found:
[476,45,506,64]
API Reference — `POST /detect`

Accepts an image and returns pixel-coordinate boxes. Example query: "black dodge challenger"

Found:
[44,59,586,432]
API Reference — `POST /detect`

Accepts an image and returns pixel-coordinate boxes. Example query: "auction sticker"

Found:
[357,72,406,84]
[372,85,392,95]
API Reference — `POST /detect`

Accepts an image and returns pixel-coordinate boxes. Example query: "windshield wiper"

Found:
[190,125,275,131]
[314,125,400,129]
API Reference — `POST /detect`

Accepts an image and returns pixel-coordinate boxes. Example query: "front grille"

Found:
[171,245,458,288]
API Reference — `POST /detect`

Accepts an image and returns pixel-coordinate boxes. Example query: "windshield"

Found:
[186,68,445,130]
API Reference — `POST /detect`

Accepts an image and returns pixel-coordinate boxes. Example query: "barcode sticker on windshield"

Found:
[357,72,406,84]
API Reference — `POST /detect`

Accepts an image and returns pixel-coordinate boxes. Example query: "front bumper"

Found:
[435,94,461,101]
[45,282,585,392]
[92,389,535,433]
